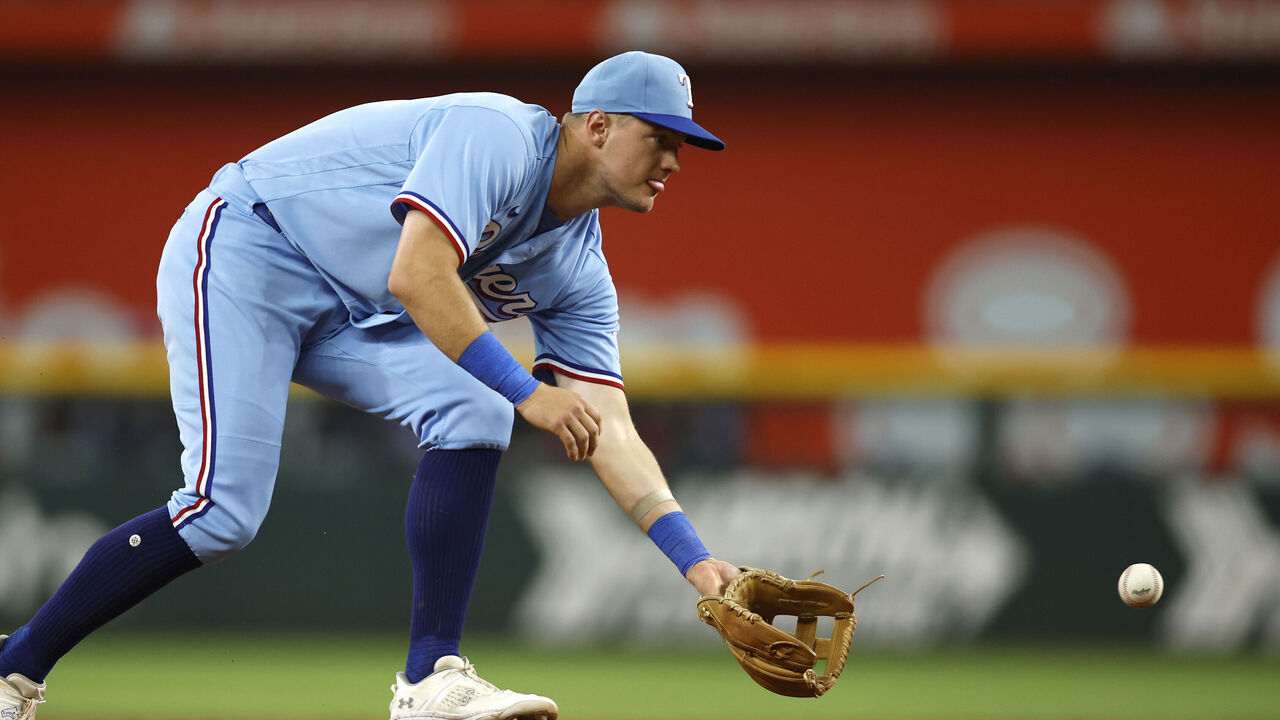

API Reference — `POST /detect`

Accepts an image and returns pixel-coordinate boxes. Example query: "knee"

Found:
[468,391,515,435]
[422,390,515,450]
[174,505,264,565]
[209,514,261,560]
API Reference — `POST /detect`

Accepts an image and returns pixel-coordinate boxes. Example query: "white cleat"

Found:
[0,635,46,720]
[389,655,557,720]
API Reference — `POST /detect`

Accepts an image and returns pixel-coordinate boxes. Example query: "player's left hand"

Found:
[685,558,741,596]
[515,383,603,461]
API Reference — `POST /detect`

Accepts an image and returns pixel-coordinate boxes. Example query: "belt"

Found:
[252,202,283,234]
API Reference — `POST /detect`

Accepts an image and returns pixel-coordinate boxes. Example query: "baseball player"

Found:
[0,51,740,720]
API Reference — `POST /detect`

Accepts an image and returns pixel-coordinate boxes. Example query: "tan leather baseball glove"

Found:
[696,567,883,698]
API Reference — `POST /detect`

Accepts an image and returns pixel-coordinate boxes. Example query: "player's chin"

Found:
[625,192,658,214]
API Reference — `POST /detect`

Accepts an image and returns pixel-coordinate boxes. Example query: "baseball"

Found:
[1117,563,1163,609]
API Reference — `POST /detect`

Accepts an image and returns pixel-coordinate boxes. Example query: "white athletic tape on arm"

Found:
[628,488,675,525]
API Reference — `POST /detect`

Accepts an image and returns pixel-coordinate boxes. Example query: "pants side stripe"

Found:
[173,197,226,529]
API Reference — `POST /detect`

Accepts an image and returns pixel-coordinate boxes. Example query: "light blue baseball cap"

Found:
[572,51,724,151]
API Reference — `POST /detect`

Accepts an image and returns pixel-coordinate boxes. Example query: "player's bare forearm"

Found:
[388,209,489,360]
[557,376,678,528]
[559,375,739,593]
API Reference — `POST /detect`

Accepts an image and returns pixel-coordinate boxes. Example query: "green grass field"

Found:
[36,631,1280,719]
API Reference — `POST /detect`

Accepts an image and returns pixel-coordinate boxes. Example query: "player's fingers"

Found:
[570,418,592,461]
[585,404,603,436]
[559,421,589,462]
[578,408,601,458]
[555,423,576,461]
[558,429,578,462]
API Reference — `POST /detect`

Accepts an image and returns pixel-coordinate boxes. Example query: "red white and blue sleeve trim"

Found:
[533,353,624,390]
[392,191,469,264]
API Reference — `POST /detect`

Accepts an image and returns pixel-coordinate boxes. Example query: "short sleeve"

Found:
[391,107,531,264]
[529,259,624,390]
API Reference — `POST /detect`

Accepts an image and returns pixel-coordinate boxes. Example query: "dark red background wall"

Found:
[3,65,1277,345]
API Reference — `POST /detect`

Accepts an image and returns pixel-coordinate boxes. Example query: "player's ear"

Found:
[585,110,610,148]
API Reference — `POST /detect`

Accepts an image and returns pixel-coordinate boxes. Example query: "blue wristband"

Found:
[646,511,712,576]
[456,331,540,405]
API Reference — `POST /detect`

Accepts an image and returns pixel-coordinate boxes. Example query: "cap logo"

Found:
[678,73,693,109]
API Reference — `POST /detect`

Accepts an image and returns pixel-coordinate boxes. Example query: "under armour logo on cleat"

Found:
[398,698,414,709]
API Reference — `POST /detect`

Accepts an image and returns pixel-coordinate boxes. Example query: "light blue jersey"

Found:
[213,92,622,387]
[162,93,622,562]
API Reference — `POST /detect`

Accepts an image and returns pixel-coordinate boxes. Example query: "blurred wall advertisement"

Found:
[0,489,106,620]
[509,469,1280,652]
[3,449,1279,652]
[513,470,1029,645]
[1159,481,1280,652]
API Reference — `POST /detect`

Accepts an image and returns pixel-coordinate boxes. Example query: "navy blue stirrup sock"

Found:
[0,507,201,682]
[404,449,500,683]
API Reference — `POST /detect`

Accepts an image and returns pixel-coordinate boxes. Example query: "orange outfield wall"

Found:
[3,67,1278,346]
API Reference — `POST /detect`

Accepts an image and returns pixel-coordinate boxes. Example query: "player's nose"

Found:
[663,149,680,174]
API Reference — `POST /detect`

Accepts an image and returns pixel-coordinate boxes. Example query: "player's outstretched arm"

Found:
[389,210,601,461]
[556,375,740,593]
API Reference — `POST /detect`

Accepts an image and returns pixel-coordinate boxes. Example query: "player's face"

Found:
[600,116,683,213]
